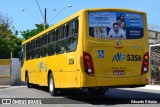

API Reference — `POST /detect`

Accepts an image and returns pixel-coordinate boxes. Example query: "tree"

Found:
[20,24,49,40]
[0,12,22,59]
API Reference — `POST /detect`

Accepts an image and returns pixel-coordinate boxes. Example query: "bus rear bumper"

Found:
[95,74,150,87]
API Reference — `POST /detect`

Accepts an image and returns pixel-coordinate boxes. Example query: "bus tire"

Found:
[26,74,32,88]
[48,73,56,96]
[88,88,106,95]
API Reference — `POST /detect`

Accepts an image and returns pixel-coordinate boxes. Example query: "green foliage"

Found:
[0,12,22,59]
[20,24,49,40]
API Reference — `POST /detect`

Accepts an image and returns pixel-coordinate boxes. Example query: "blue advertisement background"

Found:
[116,12,143,28]
[116,12,144,39]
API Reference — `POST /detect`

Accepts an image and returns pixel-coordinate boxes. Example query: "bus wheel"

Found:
[88,88,106,95]
[26,74,32,88]
[49,73,56,96]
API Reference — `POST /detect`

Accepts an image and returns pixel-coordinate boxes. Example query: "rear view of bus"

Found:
[81,9,149,92]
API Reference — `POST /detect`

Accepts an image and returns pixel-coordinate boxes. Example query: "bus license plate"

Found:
[113,70,125,75]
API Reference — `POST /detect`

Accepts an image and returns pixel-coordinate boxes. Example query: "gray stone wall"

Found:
[0,59,11,86]
[11,58,26,86]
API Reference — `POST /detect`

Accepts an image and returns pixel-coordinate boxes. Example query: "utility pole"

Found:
[44,8,47,30]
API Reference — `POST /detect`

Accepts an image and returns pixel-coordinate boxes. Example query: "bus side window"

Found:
[49,31,55,43]
[75,20,78,34]
[58,26,65,39]
[32,40,35,49]
[66,19,78,52]
[35,39,38,48]
[36,38,39,47]
[53,30,56,42]
[66,36,78,52]
[43,34,48,45]
[41,46,48,57]
[30,50,33,59]
[30,40,36,59]
[48,33,50,44]
[20,45,25,66]
[26,43,31,60]
[26,43,30,52]
[48,43,55,56]
[68,22,73,36]
[56,25,66,54]
[44,46,48,56]
[67,20,78,37]
[56,30,58,41]
[63,26,66,38]
[36,48,41,58]
[66,24,69,37]
[40,36,43,47]
[26,51,29,60]
[30,41,32,50]
[35,38,41,58]
[55,40,66,54]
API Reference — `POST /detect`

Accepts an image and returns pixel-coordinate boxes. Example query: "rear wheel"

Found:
[48,73,57,96]
[88,88,106,95]
[26,74,32,88]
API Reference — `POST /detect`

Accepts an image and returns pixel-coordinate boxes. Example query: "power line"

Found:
[48,9,56,20]
[49,5,72,24]
[35,0,44,20]
[21,8,41,23]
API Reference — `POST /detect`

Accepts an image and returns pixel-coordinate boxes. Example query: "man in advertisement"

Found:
[108,23,126,39]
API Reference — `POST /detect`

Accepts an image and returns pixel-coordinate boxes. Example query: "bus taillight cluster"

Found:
[83,51,95,76]
[141,52,149,75]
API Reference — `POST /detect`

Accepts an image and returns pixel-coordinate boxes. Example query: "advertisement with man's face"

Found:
[88,11,144,39]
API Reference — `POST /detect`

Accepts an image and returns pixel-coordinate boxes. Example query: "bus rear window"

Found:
[88,11,144,39]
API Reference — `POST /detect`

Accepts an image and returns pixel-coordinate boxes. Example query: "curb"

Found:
[0,85,10,89]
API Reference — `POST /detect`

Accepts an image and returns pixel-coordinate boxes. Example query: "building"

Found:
[149,30,160,45]
[149,30,160,85]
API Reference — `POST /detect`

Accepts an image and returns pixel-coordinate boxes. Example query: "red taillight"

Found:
[143,61,148,66]
[141,52,149,75]
[83,51,95,76]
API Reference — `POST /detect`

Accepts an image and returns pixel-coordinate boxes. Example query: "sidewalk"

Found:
[139,85,160,90]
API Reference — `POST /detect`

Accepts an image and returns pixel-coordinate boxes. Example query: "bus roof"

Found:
[84,8,145,13]
[22,8,146,45]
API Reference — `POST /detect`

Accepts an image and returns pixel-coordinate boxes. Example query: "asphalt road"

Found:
[0,86,160,107]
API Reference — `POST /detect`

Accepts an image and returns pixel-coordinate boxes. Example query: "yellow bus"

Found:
[20,8,150,96]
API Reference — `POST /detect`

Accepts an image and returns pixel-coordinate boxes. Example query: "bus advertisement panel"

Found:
[89,11,144,39]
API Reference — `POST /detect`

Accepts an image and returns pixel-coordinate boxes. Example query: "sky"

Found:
[0,0,160,37]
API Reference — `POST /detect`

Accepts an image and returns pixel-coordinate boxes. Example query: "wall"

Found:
[0,59,11,85]
[11,58,26,86]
